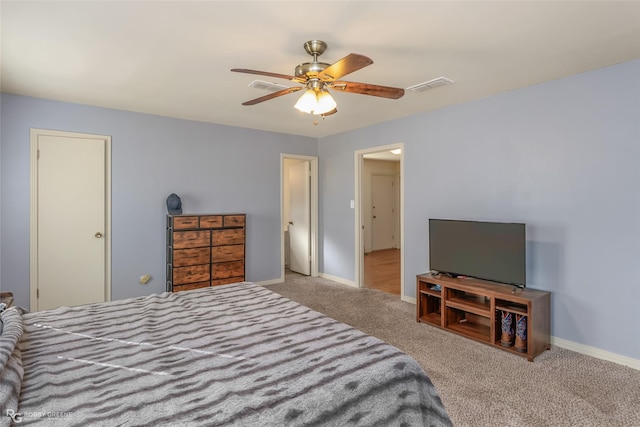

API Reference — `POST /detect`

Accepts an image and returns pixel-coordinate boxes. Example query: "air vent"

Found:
[406,77,455,93]
[248,80,289,92]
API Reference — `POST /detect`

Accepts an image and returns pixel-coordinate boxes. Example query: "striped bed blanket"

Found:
[1,282,451,426]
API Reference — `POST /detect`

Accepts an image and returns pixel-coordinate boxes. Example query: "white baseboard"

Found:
[254,277,284,286]
[318,272,358,288]
[551,336,639,370]
[402,296,416,304]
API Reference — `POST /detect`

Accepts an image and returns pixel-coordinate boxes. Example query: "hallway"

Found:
[363,248,400,296]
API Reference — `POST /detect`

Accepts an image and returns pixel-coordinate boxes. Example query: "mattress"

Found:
[1,282,451,426]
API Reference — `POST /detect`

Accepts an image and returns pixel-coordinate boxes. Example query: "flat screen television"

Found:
[429,219,526,287]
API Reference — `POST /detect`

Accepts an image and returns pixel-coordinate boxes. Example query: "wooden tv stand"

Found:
[416,273,550,361]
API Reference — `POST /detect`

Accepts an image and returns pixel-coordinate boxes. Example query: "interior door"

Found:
[371,174,395,251]
[34,131,108,310]
[289,160,311,275]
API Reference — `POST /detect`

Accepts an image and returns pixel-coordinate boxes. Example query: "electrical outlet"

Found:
[139,274,151,285]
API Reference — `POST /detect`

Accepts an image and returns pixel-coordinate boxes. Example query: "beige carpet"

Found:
[265,272,640,427]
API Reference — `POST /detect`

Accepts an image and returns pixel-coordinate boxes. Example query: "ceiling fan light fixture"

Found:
[294,89,317,114]
[294,89,337,115]
[315,90,337,115]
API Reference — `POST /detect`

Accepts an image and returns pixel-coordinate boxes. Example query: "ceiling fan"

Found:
[231,40,405,117]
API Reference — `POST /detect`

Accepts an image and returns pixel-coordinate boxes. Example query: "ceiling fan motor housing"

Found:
[295,62,330,78]
[296,40,330,78]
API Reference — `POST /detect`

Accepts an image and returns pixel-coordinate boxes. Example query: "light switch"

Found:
[139,274,152,285]
[350,200,355,209]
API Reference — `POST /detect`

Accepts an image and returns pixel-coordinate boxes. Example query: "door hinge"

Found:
[37,149,40,159]
[37,288,39,298]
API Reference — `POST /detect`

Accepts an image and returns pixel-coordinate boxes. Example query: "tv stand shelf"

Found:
[416,273,550,361]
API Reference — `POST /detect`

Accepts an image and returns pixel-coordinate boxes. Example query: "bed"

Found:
[1,282,451,426]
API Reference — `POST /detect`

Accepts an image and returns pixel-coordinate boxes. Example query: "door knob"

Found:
[373,216,377,219]
[288,221,294,225]
[95,232,103,238]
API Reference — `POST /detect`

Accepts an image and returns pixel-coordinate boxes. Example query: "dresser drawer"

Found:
[173,216,200,229]
[173,230,211,249]
[212,245,244,262]
[223,215,245,227]
[211,261,244,279]
[212,228,244,246]
[200,215,223,228]
[173,247,210,267]
[211,277,243,287]
[172,281,211,292]
[173,264,210,285]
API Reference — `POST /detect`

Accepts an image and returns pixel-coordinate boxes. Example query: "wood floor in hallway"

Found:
[363,248,400,295]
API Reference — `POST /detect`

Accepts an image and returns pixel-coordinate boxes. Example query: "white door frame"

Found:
[30,128,112,311]
[354,144,405,298]
[280,154,319,280]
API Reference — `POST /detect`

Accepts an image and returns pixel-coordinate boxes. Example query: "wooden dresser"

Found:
[166,213,246,292]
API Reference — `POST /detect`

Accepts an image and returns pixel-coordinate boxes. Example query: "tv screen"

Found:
[429,219,526,287]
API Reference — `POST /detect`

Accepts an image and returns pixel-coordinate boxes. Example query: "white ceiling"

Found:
[2,1,639,138]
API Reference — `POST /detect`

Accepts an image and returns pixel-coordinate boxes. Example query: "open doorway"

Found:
[355,145,403,298]
[281,154,319,280]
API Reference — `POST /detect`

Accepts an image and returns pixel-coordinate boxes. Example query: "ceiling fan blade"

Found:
[318,54,373,81]
[231,68,305,83]
[331,81,405,99]
[241,86,303,106]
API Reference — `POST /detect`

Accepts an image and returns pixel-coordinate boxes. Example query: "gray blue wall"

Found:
[0,95,317,306]
[318,59,640,359]
[1,60,638,360]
